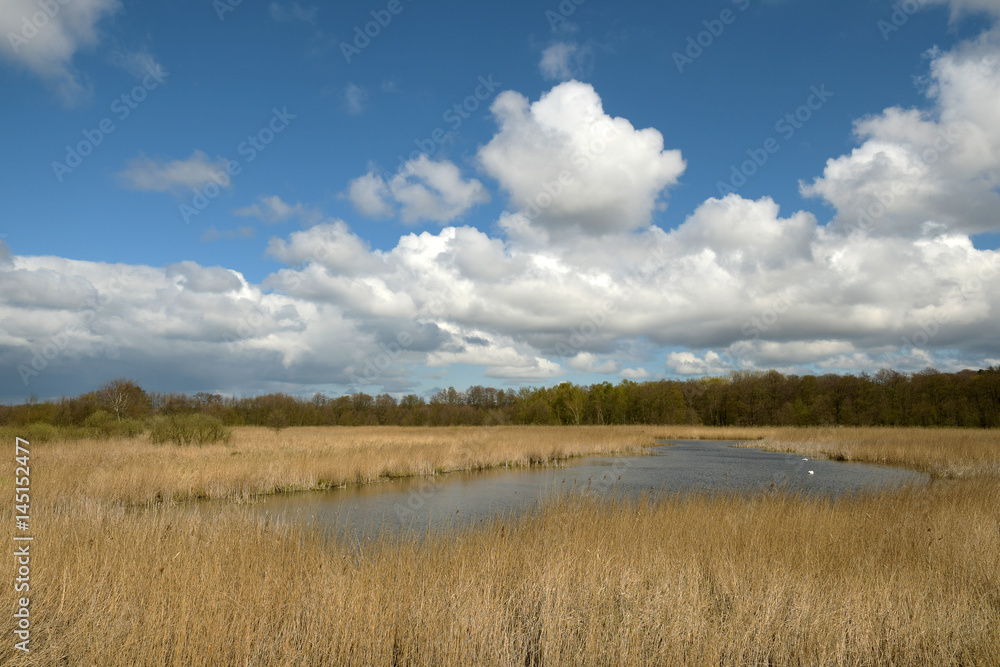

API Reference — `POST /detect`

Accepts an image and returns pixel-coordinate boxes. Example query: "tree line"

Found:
[3,367,999,430]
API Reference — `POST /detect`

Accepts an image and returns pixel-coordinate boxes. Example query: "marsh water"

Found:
[228,440,927,539]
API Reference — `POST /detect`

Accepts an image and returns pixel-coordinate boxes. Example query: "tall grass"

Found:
[720,426,999,479]
[3,426,997,665]
[2,479,996,665]
[29,425,666,506]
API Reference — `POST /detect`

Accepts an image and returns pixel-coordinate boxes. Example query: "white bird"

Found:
[808,471,814,475]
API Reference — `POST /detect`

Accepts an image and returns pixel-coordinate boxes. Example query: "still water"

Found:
[235,440,927,539]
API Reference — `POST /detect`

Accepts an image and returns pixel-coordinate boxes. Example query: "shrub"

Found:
[1,414,141,444]
[149,414,232,446]
[84,410,145,439]
[0,422,59,444]
[84,410,114,428]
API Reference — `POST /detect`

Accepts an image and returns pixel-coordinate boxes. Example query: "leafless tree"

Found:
[95,378,149,422]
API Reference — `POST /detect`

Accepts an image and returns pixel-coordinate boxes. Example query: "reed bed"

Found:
[2,478,997,665]
[26,425,666,507]
[720,426,999,479]
[2,426,997,665]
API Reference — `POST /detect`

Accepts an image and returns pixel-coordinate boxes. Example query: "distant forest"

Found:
[3,367,1000,430]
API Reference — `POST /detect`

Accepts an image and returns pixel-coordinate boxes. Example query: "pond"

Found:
[231,440,928,539]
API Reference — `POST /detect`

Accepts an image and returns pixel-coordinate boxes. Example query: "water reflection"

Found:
[225,440,927,539]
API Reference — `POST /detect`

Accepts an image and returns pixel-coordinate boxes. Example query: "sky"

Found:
[1,0,999,402]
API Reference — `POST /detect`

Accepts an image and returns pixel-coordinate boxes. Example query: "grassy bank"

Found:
[3,477,997,665]
[722,426,1000,479]
[25,425,667,507]
[2,426,997,665]
[32,424,998,508]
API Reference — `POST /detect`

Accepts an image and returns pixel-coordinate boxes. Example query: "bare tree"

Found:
[95,378,149,422]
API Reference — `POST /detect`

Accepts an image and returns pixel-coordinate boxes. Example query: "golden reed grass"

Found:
[642,424,1000,478]
[27,425,666,507]
[2,426,998,665]
[748,426,1000,479]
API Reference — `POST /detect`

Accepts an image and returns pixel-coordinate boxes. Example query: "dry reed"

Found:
[30,425,666,507]
[716,426,999,479]
[2,479,997,665]
[2,426,997,665]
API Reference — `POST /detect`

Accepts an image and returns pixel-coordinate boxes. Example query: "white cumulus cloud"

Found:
[666,351,733,376]
[348,155,490,224]
[568,352,620,374]
[478,80,686,238]
[802,29,1000,238]
[6,16,1000,398]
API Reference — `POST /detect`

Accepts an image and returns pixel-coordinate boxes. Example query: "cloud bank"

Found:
[3,8,1000,398]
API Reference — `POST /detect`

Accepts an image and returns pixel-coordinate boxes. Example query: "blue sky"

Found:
[2,0,1000,401]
